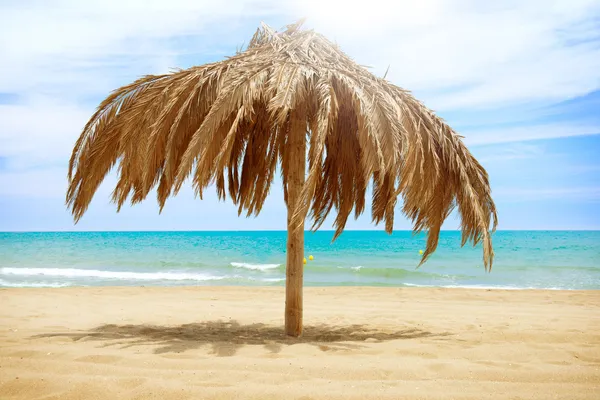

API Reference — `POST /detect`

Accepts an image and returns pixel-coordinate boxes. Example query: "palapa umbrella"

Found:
[67,21,497,337]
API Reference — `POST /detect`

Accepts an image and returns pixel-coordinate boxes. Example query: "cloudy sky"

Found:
[1,0,599,231]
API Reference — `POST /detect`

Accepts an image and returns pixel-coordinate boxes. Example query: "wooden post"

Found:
[285,116,306,337]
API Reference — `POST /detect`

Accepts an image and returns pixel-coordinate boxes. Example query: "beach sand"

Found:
[1,287,599,399]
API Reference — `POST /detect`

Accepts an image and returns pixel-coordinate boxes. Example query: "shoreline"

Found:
[1,286,599,399]
[2,284,597,290]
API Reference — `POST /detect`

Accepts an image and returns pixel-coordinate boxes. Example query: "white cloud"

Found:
[291,0,600,109]
[475,142,546,164]
[0,168,68,198]
[0,0,271,169]
[565,164,600,174]
[2,0,599,106]
[0,0,256,98]
[462,123,599,146]
[0,98,91,168]
[0,0,597,164]
[493,186,600,202]
[1,0,599,230]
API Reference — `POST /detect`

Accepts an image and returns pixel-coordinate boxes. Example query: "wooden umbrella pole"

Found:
[285,116,306,337]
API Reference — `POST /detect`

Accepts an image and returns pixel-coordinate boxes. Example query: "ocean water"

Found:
[0,231,598,290]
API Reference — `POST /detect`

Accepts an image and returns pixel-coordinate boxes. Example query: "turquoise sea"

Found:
[0,231,599,289]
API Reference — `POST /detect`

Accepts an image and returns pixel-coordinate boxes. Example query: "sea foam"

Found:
[230,262,281,271]
[0,267,228,282]
[0,278,71,288]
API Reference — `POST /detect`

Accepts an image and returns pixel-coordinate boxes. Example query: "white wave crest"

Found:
[0,267,228,282]
[337,265,363,271]
[230,262,281,271]
[0,279,71,288]
[402,283,566,290]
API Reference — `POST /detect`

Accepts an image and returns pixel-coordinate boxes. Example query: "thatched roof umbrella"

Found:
[67,21,497,337]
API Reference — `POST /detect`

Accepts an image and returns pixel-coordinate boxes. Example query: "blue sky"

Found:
[0,0,599,231]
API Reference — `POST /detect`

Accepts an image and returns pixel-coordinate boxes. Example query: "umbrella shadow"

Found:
[34,320,450,357]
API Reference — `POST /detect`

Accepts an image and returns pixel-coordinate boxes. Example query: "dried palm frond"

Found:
[67,21,497,270]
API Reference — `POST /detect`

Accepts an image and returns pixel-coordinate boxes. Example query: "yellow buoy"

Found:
[303,258,307,264]
[419,250,424,255]
[309,255,314,261]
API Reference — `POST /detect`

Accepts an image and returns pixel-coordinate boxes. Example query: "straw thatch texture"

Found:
[67,21,498,269]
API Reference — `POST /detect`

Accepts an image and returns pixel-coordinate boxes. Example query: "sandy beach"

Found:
[1,287,599,399]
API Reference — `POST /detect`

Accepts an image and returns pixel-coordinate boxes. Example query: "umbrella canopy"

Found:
[67,20,497,336]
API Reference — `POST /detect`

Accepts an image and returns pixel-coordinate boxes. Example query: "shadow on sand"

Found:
[34,320,450,356]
